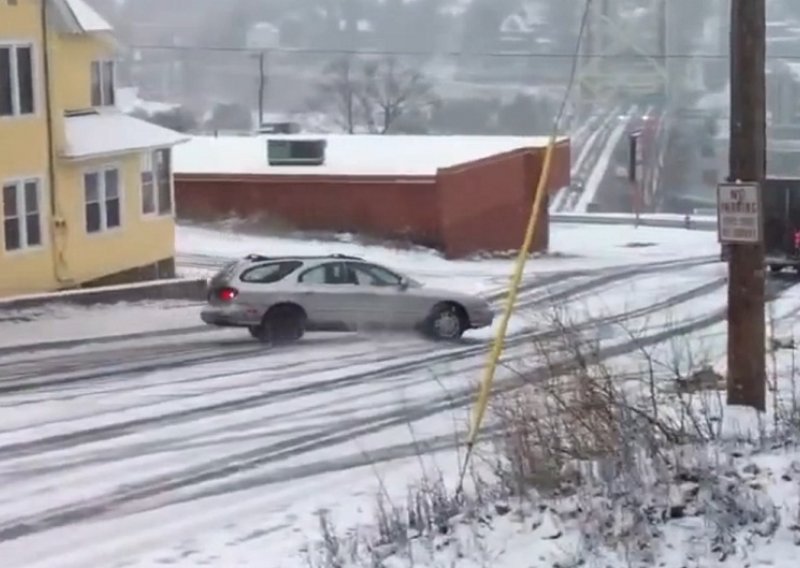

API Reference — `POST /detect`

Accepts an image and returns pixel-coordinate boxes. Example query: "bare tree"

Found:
[310,56,437,134]
[312,56,362,133]
[358,56,438,134]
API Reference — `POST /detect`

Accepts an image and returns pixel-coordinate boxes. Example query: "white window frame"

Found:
[140,148,174,218]
[2,176,45,254]
[0,40,37,119]
[141,151,156,215]
[83,165,123,235]
[90,59,116,107]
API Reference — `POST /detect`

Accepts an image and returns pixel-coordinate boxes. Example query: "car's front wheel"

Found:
[425,303,468,341]
[250,305,306,345]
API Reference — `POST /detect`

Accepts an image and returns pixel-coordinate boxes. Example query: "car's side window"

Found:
[299,262,353,285]
[240,261,302,284]
[348,263,403,287]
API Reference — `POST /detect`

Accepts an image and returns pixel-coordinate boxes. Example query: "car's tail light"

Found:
[217,287,239,302]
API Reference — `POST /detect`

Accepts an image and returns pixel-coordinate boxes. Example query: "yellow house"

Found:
[0,0,188,298]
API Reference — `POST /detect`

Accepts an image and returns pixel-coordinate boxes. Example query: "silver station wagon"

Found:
[201,254,494,343]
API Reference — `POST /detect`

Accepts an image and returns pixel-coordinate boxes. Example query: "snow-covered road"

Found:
[0,224,796,567]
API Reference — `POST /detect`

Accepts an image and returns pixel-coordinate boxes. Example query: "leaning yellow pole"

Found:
[465,136,559,448]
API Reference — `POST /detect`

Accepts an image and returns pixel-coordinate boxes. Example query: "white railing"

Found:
[551,212,717,231]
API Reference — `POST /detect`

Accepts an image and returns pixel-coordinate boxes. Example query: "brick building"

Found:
[172,134,570,258]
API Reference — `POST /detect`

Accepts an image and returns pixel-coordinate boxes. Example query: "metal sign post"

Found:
[717,182,762,244]
[629,130,643,226]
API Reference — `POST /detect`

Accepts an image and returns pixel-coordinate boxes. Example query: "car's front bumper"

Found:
[469,309,495,329]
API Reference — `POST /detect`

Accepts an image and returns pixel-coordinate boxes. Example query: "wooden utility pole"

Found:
[727,0,766,410]
[257,51,266,127]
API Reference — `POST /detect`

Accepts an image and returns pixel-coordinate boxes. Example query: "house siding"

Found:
[57,153,176,284]
[0,0,179,298]
[0,0,57,296]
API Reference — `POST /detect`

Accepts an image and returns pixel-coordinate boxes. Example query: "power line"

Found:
[124,43,800,61]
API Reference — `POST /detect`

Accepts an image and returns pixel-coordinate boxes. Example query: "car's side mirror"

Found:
[398,277,410,290]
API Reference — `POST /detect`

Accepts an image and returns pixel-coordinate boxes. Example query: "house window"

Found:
[84,167,121,233]
[2,178,42,252]
[90,60,115,107]
[0,43,35,117]
[141,148,173,216]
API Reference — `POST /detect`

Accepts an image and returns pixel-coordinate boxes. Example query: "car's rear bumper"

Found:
[201,306,255,327]
[766,255,800,266]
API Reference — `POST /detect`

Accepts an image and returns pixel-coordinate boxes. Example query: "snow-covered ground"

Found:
[0,223,798,567]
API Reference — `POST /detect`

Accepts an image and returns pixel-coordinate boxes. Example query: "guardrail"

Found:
[0,277,208,310]
[551,212,717,231]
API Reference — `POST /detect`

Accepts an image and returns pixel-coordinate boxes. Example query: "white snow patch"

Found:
[0,301,204,349]
[116,87,181,116]
[173,134,562,176]
[0,222,746,568]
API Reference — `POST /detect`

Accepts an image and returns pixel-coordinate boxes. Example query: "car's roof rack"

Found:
[243,252,364,262]
[244,253,272,262]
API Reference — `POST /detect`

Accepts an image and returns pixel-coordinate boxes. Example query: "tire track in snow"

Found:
[0,276,780,544]
[0,257,716,406]
[0,256,716,397]
[0,325,214,358]
[0,273,732,461]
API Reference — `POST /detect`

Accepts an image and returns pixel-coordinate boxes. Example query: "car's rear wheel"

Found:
[250,305,306,345]
[425,303,468,341]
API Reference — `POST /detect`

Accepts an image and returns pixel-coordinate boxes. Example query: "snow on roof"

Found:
[116,87,181,115]
[56,0,113,33]
[174,134,561,177]
[63,112,189,160]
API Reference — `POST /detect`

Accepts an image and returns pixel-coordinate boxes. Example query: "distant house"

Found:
[0,0,188,297]
[246,22,280,50]
[460,1,568,83]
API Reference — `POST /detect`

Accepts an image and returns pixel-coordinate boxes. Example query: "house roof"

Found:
[50,0,113,34]
[62,112,190,160]
[173,134,564,177]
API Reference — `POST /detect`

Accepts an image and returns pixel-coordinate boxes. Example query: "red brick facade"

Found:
[174,141,570,258]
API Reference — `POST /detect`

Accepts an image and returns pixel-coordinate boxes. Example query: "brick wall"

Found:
[175,174,442,247]
[436,143,570,257]
[174,142,571,257]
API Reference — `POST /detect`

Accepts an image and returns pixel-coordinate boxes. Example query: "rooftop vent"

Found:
[267,138,326,166]
[258,121,301,135]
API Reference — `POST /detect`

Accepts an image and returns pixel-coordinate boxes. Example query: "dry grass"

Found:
[305,307,800,567]
[486,308,800,564]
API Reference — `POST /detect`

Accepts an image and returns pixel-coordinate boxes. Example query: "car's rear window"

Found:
[240,261,303,283]
[209,260,239,285]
